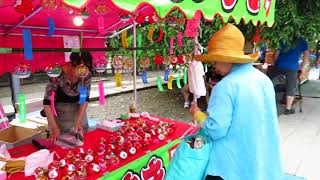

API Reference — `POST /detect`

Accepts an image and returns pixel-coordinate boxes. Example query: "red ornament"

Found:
[177,55,186,64]
[48,160,59,170]
[87,163,100,175]
[154,54,163,65]
[48,168,61,180]
[15,0,33,14]
[148,14,159,24]
[119,150,128,160]
[63,164,76,177]
[85,153,94,163]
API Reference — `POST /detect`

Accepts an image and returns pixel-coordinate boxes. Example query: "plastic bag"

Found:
[165,129,211,180]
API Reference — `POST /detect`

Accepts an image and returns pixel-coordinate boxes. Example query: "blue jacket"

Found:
[203,63,283,180]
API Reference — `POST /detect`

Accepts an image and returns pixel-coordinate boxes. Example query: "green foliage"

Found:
[260,0,320,49]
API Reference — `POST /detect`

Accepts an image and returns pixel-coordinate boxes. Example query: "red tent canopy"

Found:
[0,0,156,75]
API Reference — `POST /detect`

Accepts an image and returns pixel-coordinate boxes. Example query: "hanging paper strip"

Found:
[50,91,57,116]
[115,73,122,87]
[98,80,106,105]
[156,76,164,92]
[177,32,183,47]
[0,102,9,130]
[137,31,142,56]
[176,74,182,89]
[141,71,148,84]
[22,29,33,60]
[79,85,88,105]
[164,69,170,82]
[98,16,105,35]
[183,67,188,84]
[169,37,174,55]
[48,17,55,37]
[18,93,26,123]
[167,75,174,90]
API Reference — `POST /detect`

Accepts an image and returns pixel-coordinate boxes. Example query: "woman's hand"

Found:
[50,127,60,142]
[75,120,83,133]
[190,101,201,115]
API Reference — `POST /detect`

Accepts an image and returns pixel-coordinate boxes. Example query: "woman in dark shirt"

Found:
[43,52,93,142]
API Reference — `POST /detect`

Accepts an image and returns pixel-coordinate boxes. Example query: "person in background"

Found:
[269,38,309,115]
[190,24,283,180]
[43,52,93,142]
[204,66,223,105]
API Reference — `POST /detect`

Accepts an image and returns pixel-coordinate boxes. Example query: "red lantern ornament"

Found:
[59,159,68,168]
[48,168,62,180]
[87,163,100,175]
[48,160,59,170]
[63,164,76,178]
[177,55,186,64]
[154,54,163,65]
[85,153,94,163]
[15,0,33,14]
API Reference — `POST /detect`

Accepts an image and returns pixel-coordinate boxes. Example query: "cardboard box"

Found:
[0,126,45,149]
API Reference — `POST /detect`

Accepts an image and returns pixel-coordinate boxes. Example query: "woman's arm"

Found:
[75,102,88,132]
[44,105,60,142]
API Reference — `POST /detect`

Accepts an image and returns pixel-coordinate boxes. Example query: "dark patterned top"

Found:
[43,73,91,105]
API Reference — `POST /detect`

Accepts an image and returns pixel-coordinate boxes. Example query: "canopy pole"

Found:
[133,20,137,105]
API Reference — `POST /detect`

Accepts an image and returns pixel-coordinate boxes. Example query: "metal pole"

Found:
[133,20,137,105]
[5,6,43,34]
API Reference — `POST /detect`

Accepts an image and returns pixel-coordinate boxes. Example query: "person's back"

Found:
[275,39,308,71]
[206,63,282,180]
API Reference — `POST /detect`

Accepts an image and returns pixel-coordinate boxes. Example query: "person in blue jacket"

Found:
[191,24,283,180]
[269,39,309,115]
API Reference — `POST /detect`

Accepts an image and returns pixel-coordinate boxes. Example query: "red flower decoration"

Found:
[154,54,163,65]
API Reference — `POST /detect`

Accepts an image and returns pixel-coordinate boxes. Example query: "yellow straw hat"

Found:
[195,23,259,63]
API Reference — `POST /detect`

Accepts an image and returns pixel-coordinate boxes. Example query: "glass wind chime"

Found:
[122,56,134,87]
[94,56,108,105]
[14,63,32,123]
[45,64,62,117]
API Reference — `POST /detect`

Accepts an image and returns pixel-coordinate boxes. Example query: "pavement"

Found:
[0,71,320,180]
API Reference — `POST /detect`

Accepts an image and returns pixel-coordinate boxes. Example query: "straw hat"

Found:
[195,23,259,63]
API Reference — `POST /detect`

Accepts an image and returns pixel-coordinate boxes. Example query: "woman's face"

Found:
[214,62,233,76]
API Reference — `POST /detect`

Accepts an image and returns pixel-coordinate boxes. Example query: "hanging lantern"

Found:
[46,64,62,78]
[123,56,133,71]
[41,0,57,10]
[14,63,31,79]
[75,64,89,78]
[140,57,150,69]
[95,57,107,73]
[95,2,108,15]
[15,0,33,14]
[112,55,124,70]
[119,11,132,22]
[167,17,177,27]
[73,16,84,26]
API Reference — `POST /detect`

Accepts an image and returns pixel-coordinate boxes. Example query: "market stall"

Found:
[0,0,277,179]
[4,116,196,180]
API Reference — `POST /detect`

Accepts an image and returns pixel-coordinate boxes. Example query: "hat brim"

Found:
[194,53,259,64]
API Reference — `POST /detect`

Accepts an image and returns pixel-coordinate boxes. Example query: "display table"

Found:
[7,116,196,180]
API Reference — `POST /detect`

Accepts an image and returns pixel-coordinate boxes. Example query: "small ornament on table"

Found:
[77,160,88,179]
[48,160,60,170]
[62,164,76,179]
[48,167,62,180]
[87,163,100,175]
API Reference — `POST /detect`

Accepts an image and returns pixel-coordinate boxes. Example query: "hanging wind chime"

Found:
[112,55,124,87]
[45,64,62,117]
